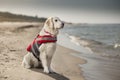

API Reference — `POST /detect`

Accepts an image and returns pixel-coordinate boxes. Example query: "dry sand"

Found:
[0,22,85,80]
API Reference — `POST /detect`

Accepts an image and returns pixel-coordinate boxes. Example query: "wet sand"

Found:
[0,22,85,80]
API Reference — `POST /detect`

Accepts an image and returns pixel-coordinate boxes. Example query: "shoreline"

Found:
[0,22,86,80]
[56,23,120,80]
[54,45,86,80]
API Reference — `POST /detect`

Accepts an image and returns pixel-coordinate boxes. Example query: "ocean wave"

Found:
[114,43,120,49]
[65,33,93,53]
[66,33,89,46]
[65,33,120,57]
[68,35,80,46]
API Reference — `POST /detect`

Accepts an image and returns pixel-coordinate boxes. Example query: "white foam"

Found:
[114,43,120,48]
[68,35,80,46]
[85,47,93,53]
[67,34,89,47]
[58,33,93,54]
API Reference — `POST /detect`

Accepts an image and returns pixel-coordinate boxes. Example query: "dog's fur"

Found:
[22,17,64,73]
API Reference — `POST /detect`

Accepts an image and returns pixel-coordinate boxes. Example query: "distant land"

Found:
[0,11,46,22]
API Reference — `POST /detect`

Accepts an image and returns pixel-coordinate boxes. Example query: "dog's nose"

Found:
[61,23,64,28]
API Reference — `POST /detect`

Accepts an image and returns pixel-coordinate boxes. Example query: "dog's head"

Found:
[45,17,64,29]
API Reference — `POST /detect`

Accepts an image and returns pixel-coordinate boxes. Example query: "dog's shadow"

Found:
[30,68,69,80]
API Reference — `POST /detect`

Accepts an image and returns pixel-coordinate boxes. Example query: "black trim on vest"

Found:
[30,41,41,61]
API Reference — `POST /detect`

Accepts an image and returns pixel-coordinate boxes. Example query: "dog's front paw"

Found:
[44,68,49,73]
[49,67,54,73]
[23,64,31,69]
[22,62,31,69]
[25,65,31,69]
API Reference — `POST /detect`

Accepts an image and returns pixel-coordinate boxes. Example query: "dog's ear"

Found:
[46,18,51,27]
[46,17,54,29]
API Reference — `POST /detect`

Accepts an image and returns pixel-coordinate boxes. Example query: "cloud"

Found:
[1,0,120,10]
[0,0,120,23]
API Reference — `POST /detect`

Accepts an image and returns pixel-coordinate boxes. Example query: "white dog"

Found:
[22,17,64,73]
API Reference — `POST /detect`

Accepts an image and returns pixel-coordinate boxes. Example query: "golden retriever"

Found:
[22,17,64,73]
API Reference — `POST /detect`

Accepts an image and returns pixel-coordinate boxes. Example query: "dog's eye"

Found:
[55,19,58,22]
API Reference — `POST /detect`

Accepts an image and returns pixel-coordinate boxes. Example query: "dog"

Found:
[22,17,64,73]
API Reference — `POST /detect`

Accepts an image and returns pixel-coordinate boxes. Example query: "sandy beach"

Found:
[0,22,85,80]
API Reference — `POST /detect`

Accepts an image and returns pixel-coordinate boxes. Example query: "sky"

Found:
[0,0,120,23]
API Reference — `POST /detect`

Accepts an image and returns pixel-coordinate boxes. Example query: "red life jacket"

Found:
[26,34,57,61]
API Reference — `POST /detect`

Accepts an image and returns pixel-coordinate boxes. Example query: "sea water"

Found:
[60,23,120,46]
[57,23,120,80]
